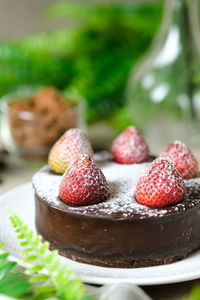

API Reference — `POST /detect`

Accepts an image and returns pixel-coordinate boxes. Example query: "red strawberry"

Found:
[59,155,110,205]
[135,158,186,207]
[160,141,198,179]
[111,126,149,164]
[48,128,93,174]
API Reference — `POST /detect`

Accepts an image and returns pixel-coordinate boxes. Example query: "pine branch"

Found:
[8,209,91,300]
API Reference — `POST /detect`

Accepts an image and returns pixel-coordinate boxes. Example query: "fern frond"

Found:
[0,243,30,298]
[8,209,90,300]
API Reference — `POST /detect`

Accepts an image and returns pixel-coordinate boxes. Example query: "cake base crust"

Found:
[48,243,200,268]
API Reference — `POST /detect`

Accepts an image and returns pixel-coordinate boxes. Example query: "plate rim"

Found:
[1,182,200,286]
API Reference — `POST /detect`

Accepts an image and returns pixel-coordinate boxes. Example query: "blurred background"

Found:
[1,0,200,190]
[1,2,200,298]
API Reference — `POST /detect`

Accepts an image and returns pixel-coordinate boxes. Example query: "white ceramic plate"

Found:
[1,182,200,286]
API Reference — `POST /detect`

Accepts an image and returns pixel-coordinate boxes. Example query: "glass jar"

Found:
[127,0,200,159]
[0,86,86,161]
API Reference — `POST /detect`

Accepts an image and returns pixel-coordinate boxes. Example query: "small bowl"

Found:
[0,86,86,161]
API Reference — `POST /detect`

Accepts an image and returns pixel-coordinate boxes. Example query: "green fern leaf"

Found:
[0,272,30,298]
[32,292,57,300]
[27,230,34,240]
[30,274,50,282]
[34,285,55,293]
[8,209,90,300]
[65,279,85,299]
[45,250,58,264]
[32,236,42,247]
[23,255,38,263]
[0,245,30,298]
[0,253,9,264]
[17,233,25,239]
[39,242,50,255]
[48,259,60,273]
[55,265,70,281]
[20,241,29,247]
[22,248,33,254]
[25,264,44,274]
[0,261,17,280]
[60,270,74,287]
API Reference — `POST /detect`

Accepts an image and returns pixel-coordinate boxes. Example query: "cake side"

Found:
[35,193,200,268]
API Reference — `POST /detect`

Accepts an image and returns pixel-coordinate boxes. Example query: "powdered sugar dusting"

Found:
[135,158,186,207]
[160,140,198,179]
[32,152,200,220]
[111,126,149,164]
[48,128,93,174]
[59,154,110,205]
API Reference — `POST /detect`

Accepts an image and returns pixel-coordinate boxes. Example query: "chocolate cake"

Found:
[32,152,200,268]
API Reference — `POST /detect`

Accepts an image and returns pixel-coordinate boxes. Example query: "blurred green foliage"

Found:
[0,1,162,125]
[185,285,200,300]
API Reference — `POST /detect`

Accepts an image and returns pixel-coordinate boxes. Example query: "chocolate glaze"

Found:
[33,152,200,268]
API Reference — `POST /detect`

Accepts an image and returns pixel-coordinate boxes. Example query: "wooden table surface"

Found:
[0,160,199,300]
